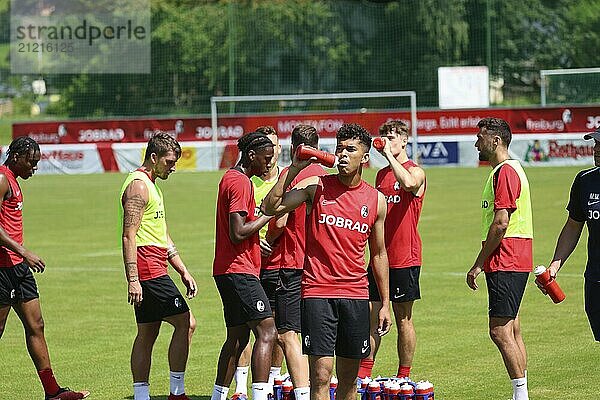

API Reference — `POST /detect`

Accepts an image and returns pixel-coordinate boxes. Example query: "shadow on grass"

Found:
[124,396,210,400]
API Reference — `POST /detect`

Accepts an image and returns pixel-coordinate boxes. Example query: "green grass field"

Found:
[0,166,597,400]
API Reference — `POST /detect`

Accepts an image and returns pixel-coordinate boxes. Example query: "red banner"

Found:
[12,106,600,144]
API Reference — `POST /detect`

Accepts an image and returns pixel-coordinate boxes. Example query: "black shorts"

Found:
[135,275,189,324]
[485,271,529,319]
[260,269,279,310]
[368,266,421,303]
[215,273,272,327]
[301,298,370,359]
[584,278,600,342]
[0,263,39,305]
[275,269,302,332]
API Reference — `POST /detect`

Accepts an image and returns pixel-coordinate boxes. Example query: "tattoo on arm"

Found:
[123,194,146,229]
[125,261,138,280]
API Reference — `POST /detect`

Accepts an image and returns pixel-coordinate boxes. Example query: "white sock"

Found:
[294,387,310,400]
[234,366,249,394]
[170,371,185,396]
[252,382,271,400]
[211,384,229,400]
[511,377,528,400]
[133,382,150,400]
[268,367,282,385]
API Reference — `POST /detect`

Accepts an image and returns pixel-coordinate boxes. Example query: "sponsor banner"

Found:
[512,138,595,167]
[13,105,600,144]
[0,144,105,174]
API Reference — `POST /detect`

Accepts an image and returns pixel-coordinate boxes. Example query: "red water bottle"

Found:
[534,265,566,304]
[373,137,386,151]
[367,381,382,400]
[399,383,414,400]
[282,380,293,400]
[295,145,337,168]
[329,376,338,400]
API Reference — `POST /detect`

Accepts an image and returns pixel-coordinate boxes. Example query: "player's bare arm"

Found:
[229,212,272,244]
[263,175,319,217]
[167,233,197,299]
[548,217,585,278]
[262,151,313,215]
[369,191,392,336]
[265,213,288,244]
[466,208,510,290]
[378,138,425,196]
[0,173,45,272]
[121,179,148,306]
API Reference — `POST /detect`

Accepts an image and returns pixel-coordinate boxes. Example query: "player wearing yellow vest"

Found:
[120,132,197,400]
[466,118,533,400]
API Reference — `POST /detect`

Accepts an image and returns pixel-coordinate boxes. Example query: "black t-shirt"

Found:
[567,167,600,280]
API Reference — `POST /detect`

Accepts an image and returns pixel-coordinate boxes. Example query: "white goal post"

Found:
[210,91,418,166]
[540,67,600,106]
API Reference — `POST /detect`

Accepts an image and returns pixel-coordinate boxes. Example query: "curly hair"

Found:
[336,123,372,150]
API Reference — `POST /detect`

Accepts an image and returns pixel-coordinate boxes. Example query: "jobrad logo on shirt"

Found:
[318,213,369,233]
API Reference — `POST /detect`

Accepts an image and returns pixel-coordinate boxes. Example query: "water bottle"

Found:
[273,375,284,400]
[534,265,566,303]
[373,137,386,151]
[398,383,414,400]
[282,380,294,400]
[295,145,337,168]
[415,381,434,400]
[367,380,382,400]
[329,375,338,400]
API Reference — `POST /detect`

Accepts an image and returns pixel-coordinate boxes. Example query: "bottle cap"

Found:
[534,265,547,276]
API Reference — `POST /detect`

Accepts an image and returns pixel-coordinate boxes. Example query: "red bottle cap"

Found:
[373,137,386,151]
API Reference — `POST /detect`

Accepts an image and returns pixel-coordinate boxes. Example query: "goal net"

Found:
[541,67,600,106]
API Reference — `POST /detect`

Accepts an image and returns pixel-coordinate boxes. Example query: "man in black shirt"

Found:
[548,127,600,342]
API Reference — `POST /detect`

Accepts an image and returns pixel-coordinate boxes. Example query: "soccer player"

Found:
[120,132,197,400]
[262,124,326,400]
[0,137,90,400]
[263,123,392,400]
[212,132,278,400]
[359,120,426,381]
[466,118,533,400]
[545,127,600,342]
[234,126,283,395]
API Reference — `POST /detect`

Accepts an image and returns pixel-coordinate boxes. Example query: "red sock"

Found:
[397,365,411,378]
[358,359,374,379]
[38,369,60,395]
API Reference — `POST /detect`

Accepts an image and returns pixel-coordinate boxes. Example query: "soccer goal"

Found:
[540,67,600,106]
[210,91,418,167]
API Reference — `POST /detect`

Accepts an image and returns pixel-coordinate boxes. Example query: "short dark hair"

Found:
[255,126,277,137]
[336,123,371,151]
[237,131,274,156]
[477,117,512,147]
[5,136,40,165]
[379,120,409,137]
[144,131,181,161]
[291,124,318,148]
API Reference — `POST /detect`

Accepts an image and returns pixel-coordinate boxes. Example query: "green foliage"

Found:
[0,167,598,399]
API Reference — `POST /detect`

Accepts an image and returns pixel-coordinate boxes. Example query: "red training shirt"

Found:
[0,166,24,267]
[303,175,379,299]
[213,168,261,277]
[374,161,425,269]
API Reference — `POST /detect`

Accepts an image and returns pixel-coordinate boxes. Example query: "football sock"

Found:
[211,384,229,400]
[234,366,249,394]
[511,377,528,400]
[397,365,411,378]
[133,382,150,400]
[357,359,374,379]
[38,369,60,396]
[294,386,310,400]
[252,382,271,400]
[170,371,185,396]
